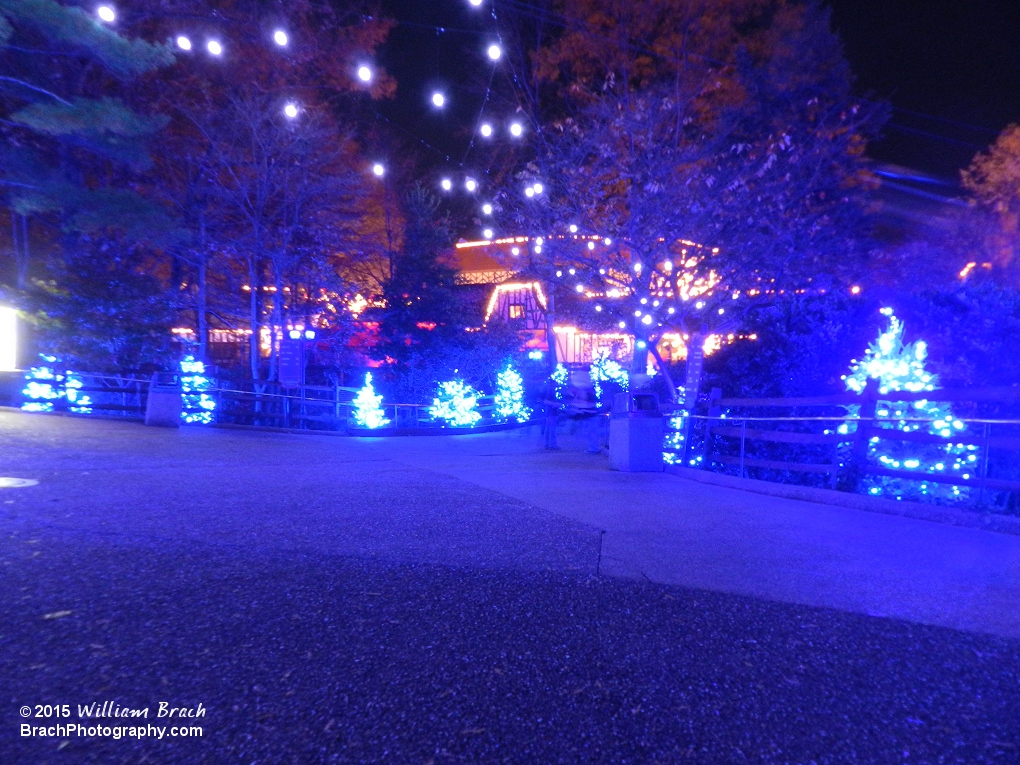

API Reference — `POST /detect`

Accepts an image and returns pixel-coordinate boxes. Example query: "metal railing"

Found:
[664,386,1020,508]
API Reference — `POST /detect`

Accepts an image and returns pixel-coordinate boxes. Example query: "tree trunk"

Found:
[269,264,284,383]
[197,255,208,363]
[544,288,558,373]
[248,256,260,381]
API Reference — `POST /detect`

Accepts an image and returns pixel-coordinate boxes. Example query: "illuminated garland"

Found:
[494,365,532,423]
[180,355,216,424]
[841,308,974,503]
[353,372,390,429]
[551,363,569,401]
[429,380,482,427]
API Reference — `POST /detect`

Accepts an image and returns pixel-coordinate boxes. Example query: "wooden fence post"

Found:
[842,383,878,492]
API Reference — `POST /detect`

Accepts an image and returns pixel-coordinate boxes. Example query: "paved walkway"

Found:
[1,411,1017,764]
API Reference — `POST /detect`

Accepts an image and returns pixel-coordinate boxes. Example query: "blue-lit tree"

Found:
[180,355,216,424]
[430,380,482,427]
[842,308,976,503]
[589,349,629,405]
[21,356,64,413]
[353,372,390,429]
[494,365,532,423]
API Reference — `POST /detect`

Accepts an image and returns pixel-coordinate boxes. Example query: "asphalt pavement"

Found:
[0,411,1017,764]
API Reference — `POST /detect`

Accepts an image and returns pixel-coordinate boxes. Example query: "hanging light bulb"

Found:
[587,241,595,250]
[465,178,477,192]
[525,187,535,198]
[511,247,520,256]
[469,0,482,6]
[483,228,494,239]
[207,40,223,56]
[509,122,523,137]
[97,6,115,22]
[372,163,385,177]
[284,103,299,119]
[273,30,288,46]
[441,178,452,191]
[479,123,493,137]
[482,203,493,215]
[357,65,372,82]
[431,92,445,108]
[176,36,192,51]
[487,44,502,61]
[569,224,578,233]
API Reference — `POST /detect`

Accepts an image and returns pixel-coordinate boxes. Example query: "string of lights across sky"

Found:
[90,0,562,244]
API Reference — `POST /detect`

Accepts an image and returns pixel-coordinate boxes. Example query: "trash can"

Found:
[145,372,182,428]
[609,392,664,472]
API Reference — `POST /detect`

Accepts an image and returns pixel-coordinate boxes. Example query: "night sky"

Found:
[373,0,1020,182]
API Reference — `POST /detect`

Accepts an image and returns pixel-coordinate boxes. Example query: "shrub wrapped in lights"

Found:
[180,355,216,424]
[494,365,532,423]
[842,308,974,503]
[353,372,390,429]
[430,380,482,427]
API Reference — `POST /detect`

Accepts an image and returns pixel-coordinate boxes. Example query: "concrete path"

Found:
[1,411,1017,764]
[375,425,1020,639]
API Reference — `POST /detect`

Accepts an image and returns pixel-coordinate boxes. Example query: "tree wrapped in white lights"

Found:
[491,1,881,387]
[842,308,975,503]
[353,372,390,429]
[494,365,532,423]
[430,380,482,427]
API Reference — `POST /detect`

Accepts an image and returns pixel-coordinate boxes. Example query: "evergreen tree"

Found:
[842,308,977,504]
[376,186,465,366]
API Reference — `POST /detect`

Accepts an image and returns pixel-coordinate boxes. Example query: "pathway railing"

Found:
[665,387,1020,507]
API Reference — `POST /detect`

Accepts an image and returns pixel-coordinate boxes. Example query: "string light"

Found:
[482,203,493,215]
[357,65,372,82]
[372,163,385,177]
[533,183,544,194]
[207,40,223,56]
[468,0,483,6]
[441,178,452,191]
[483,228,493,239]
[465,178,477,192]
[480,123,493,137]
[284,103,298,119]
[176,36,192,51]
[569,224,578,233]
[273,30,288,46]
[525,187,534,198]
[487,44,502,61]
[509,122,523,137]
[432,92,445,108]
[97,6,115,23]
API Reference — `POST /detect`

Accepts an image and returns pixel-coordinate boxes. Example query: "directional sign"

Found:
[278,338,303,388]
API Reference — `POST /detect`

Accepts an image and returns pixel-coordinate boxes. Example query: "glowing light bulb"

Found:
[510,122,523,137]
[604,237,611,245]
[569,224,578,233]
[357,65,372,82]
[619,322,626,329]
[284,103,298,119]
[487,44,502,61]
[207,40,223,56]
[273,30,288,46]
[465,178,477,192]
[483,228,493,239]
[642,315,652,325]
[97,6,115,22]
[575,284,584,293]
[176,36,192,51]
[525,187,535,198]
[533,183,544,194]
[441,178,452,191]
[482,203,493,215]
[587,241,595,250]
[372,163,385,177]
[511,247,520,256]
[536,237,544,245]
[432,92,445,108]
[469,0,482,5]
[595,305,602,312]
[480,123,493,137]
